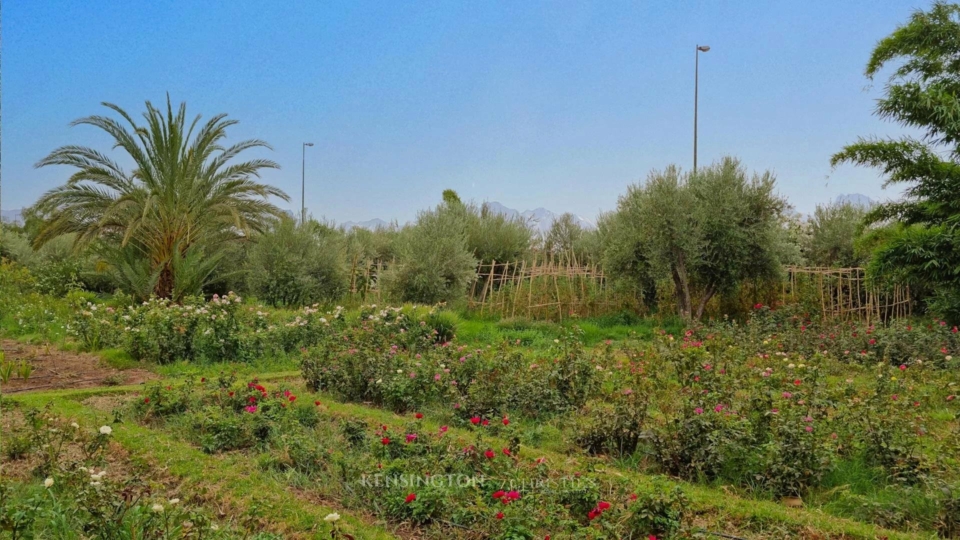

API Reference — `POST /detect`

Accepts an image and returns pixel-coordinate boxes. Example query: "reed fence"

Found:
[351,258,912,324]
[781,266,911,324]
[467,259,631,321]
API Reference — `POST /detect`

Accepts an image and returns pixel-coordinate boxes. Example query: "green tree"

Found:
[467,204,533,264]
[246,218,348,306]
[804,202,868,267]
[603,158,785,320]
[544,213,586,261]
[831,2,960,322]
[383,193,477,304]
[32,97,288,300]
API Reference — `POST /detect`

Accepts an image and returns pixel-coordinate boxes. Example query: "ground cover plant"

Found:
[5,289,958,537]
[0,403,287,539]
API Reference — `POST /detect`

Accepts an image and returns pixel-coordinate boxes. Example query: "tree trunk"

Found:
[155,263,174,299]
[693,284,717,321]
[672,257,692,320]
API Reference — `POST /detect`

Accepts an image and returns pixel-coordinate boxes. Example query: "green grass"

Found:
[98,348,139,370]
[810,456,943,531]
[454,310,683,348]
[151,353,301,379]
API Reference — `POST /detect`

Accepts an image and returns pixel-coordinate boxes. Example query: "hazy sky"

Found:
[2,1,921,224]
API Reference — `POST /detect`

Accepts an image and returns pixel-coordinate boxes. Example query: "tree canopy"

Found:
[32,97,288,300]
[832,2,960,322]
[602,157,785,320]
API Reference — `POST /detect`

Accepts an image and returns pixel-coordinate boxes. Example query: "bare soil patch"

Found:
[0,339,157,394]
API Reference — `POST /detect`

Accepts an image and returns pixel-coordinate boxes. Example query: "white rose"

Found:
[152,504,164,513]
[44,478,54,488]
[99,426,113,435]
[324,513,341,522]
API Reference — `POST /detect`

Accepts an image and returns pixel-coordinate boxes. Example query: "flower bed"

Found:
[130,376,702,539]
[297,305,960,535]
[0,406,277,538]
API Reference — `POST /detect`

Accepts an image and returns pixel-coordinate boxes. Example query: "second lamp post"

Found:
[301,142,314,224]
[693,44,710,174]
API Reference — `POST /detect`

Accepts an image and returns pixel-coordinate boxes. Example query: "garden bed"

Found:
[0,339,156,393]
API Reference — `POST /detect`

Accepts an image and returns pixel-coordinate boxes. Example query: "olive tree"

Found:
[804,202,868,267]
[602,157,786,320]
[382,194,477,304]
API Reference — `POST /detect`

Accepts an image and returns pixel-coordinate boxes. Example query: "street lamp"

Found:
[301,142,314,224]
[694,44,710,174]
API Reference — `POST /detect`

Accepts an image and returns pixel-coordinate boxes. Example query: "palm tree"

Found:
[33,96,289,300]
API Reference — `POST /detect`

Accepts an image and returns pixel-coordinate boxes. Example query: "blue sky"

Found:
[3,1,921,224]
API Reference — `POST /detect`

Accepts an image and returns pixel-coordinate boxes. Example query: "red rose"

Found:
[484,449,495,459]
[405,493,416,504]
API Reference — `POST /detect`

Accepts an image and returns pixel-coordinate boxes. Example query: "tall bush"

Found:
[382,195,477,304]
[467,203,533,264]
[245,218,348,307]
[804,202,868,267]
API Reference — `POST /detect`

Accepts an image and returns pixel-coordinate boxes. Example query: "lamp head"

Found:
[697,45,711,52]
[304,142,314,147]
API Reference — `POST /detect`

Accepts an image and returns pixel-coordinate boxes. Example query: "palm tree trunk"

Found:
[156,264,174,299]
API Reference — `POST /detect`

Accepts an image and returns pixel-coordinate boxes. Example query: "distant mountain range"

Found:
[482,202,595,233]
[340,218,390,230]
[834,193,875,208]
[340,202,595,233]
[1,209,23,225]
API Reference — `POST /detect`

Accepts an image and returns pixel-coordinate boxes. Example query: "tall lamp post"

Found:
[693,44,710,174]
[301,142,314,224]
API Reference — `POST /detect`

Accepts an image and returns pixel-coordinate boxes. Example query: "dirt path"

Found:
[0,339,157,393]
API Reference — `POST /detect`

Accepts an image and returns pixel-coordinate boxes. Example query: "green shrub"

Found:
[381,200,477,304]
[574,389,649,456]
[625,479,687,539]
[245,218,349,307]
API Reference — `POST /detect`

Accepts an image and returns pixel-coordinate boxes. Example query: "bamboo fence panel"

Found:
[781,266,911,323]
[356,259,911,324]
[467,258,628,321]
